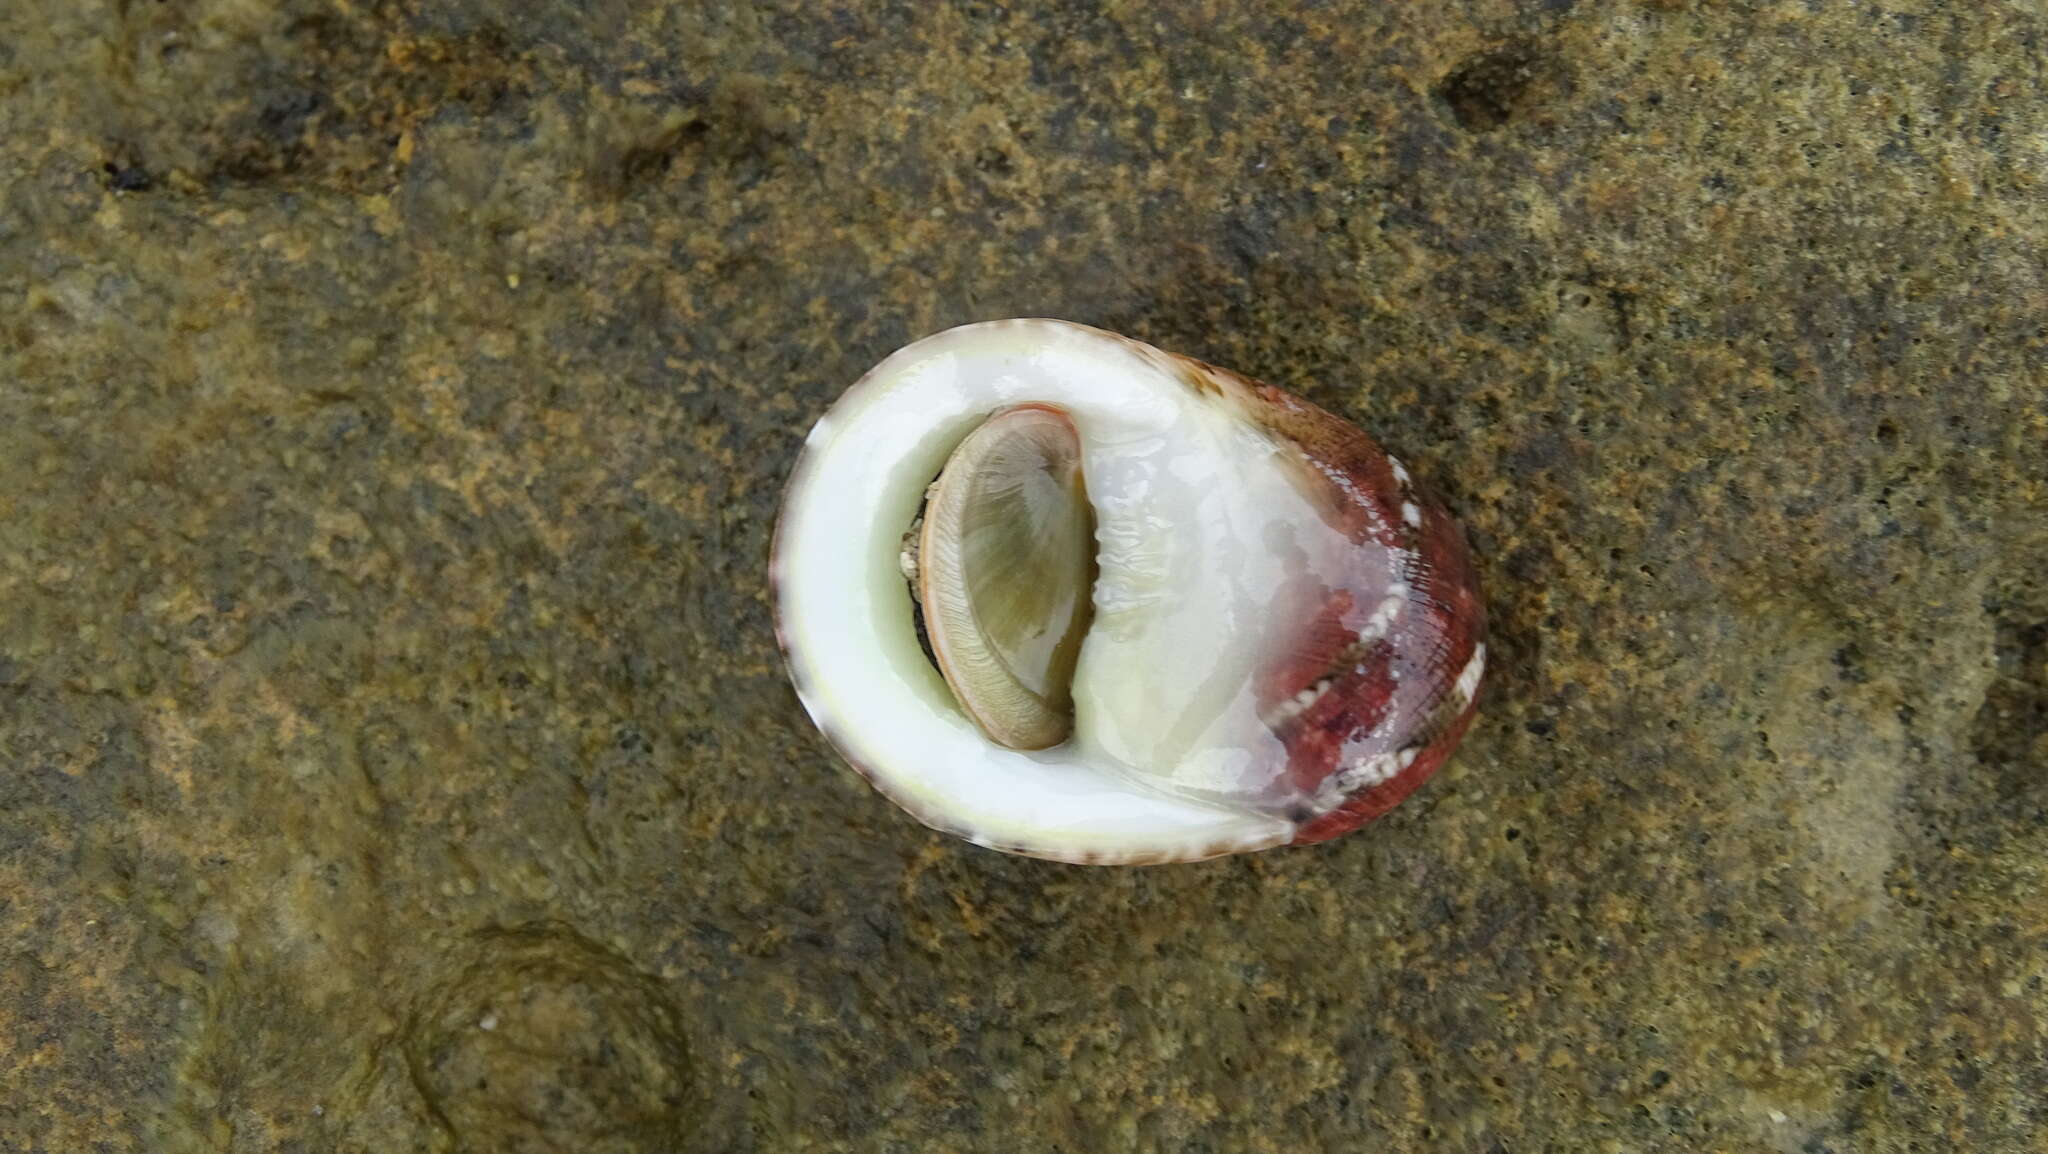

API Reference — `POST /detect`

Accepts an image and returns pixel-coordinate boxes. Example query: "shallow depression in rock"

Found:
[406,927,703,1154]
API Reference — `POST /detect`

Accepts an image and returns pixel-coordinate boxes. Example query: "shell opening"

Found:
[907,403,1097,751]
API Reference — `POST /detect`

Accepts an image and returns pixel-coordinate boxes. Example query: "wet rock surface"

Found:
[2,1,2044,1150]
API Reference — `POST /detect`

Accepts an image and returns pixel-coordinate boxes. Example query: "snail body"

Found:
[773,319,1485,864]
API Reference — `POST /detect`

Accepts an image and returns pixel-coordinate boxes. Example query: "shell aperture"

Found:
[914,403,1096,751]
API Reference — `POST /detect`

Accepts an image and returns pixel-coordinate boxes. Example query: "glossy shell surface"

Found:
[773,319,1485,863]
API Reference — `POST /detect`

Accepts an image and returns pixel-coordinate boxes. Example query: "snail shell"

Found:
[773,319,1485,864]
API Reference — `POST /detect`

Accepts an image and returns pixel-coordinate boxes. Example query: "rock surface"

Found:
[2,1,2045,1151]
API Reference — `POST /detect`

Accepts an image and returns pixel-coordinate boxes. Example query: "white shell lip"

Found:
[773,318,1331,865]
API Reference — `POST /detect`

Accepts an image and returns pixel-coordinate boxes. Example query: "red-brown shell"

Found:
[1130,343,1489,845]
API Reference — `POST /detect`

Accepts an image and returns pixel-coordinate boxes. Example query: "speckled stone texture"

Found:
[1,1,2043,1151]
